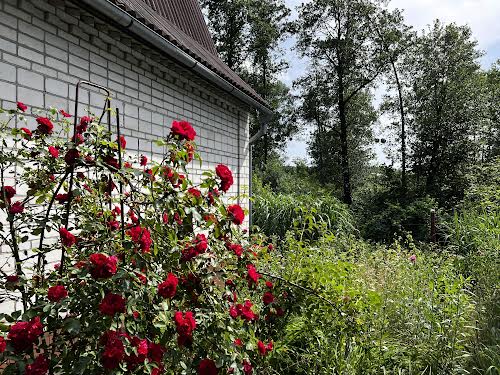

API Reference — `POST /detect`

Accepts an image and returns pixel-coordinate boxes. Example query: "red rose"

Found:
[72,133,84,145]
[6,274,19,283]
[0,336,6,352]
[227,205,244,225]
[48,146,59,158]
[198,358,218,375]
[24,354,49,375]
[127,226,153,253]
[140,155,148,166]
[64,149,80,165]
[2,186,16,200]
[47,285,68,302]
[17,101,27,112]
[188,187,201,198]
[174,311,196,347]
[77,116,92,133]
[99,293,126,316]
[59,227,76,247]
[9,201,24,215]
[227,243,244,257]
[36,117,54,134]
[262,291,275,305]
[181,234,208,262]
[234,338,243,347]
[243,360,253,375]
[118,135,126,150]
[230,300,257,322]
[8,316,43,352]
[246,264,261,287]
[148,341,165,363]
[55,193,69,203]
[100,330,126,369]
[101,156,118,170]
[171,120,196,141]
[89,253,117,279]
[59,109,71,118]
[186,142,195,162]
[215,164,234,192]
[265,281,273,289]
[20,127,32,139]
[158,273,178,299]
[257,340,267,356]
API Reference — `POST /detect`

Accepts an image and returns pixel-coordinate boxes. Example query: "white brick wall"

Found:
[0,0,253,311]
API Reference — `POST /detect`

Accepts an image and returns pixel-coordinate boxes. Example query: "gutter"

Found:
[76,0,271,227]
[76,0,273,120]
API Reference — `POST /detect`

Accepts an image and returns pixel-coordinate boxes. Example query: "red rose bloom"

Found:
[227,205,244,225]
[230,300,257,322]
[263,291,275,305]
[100,330,126,369]
[158,273,178,299]
[0,336,6,352]
[48,146,59,158]
[72,133,84,145]
[181,234,208,262]
[6,275,19,283]
[215,164,234,192]
[258,340,267,356]
[243,360,253,375]
[55,193,69,203]
[9,201,24,214]
[174,311,196,347]
[99,293,126,316]
[198,358,218,375]
[59,227,76,247]
[103,155,119,169]
[36,117,54,134]
[246,264,261,287]
[188,187,201,198]
[24,354,49,375]
[89,253,118,279]
[140,155,148,166]
[227,243,244,257]
[2,186,16,200]
[20,127,32,139]
[171,120,196,141]
[266,281,273,289]
[59,109,71,118]
[77,116,92,133]
[234,338,243,347]
[47,285,68,302]
[64,149,80,165]
[8,316,43,352]
[127,226,153,253]
[17,101,27,112]
[118,135,126,150]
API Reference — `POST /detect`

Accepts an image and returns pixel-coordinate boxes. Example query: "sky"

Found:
[282,0,500,165]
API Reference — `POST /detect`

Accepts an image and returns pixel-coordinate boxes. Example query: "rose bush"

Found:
[0,103,285,374]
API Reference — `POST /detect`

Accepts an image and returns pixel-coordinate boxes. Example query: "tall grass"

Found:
[252,181,356,239]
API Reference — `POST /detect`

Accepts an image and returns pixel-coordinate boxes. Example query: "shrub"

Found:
[0,103,285,374]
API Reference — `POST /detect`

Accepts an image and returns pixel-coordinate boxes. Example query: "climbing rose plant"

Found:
[0,102,285,374]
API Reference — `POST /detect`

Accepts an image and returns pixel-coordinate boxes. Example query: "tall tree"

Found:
[295,0,398,204]
[201,0,296,169]
[477,60,500,160]
[376,9,414,196]
[406,21,482,205]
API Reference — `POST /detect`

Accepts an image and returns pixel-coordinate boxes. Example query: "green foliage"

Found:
[252,176,356,240]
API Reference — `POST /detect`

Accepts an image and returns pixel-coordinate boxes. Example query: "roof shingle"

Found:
[108,0,267,108]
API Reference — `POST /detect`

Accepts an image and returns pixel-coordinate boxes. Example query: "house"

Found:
[0,0,272,313]
[0,0,272,207]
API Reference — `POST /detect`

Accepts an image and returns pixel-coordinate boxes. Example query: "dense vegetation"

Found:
[252,160,499,374]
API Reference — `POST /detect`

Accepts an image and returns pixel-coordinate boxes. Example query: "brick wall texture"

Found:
[0,0,252,312]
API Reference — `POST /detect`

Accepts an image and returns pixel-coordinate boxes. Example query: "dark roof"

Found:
[108,0,268,108]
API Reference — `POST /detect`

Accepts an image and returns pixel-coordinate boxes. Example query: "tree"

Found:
[295,0,398,204]
[477,60,500,160]
[406,21,482,205]
[201,0,297,169]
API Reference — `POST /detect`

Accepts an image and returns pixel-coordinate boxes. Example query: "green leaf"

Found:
[64,318,81,335]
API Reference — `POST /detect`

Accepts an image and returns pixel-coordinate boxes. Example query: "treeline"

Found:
[200,0,500,240]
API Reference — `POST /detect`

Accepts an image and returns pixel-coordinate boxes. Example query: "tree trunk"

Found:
[338,73,352,205]
[391,60,407,196]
